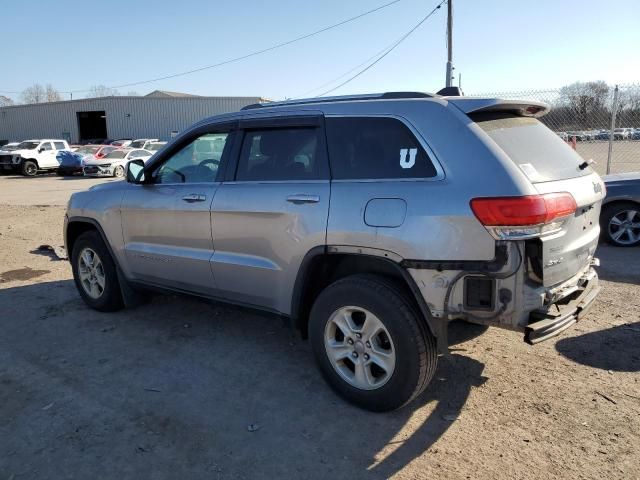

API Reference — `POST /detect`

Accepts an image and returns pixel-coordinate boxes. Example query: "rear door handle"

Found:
[182,193,207,203]
[286,194,320,204]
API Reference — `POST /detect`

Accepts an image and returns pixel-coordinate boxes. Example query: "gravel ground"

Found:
[0,178,639,479]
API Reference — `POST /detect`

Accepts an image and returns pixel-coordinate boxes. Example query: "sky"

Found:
[1,0,639,102]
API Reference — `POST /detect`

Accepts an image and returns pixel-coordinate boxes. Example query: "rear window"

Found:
[326,117,437,180]
[473,114,592,183]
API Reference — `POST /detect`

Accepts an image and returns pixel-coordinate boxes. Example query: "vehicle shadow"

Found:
[0,280,486,479]
[555,321,640,372]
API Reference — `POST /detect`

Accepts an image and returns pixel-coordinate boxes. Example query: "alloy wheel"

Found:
[324,306,396,390]
[609,209,640,245]
[78,247,106,299]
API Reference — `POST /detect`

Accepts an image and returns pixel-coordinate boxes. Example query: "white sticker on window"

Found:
[399,148,417,169]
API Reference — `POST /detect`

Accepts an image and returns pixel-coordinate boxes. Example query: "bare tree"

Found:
[21,84,46,104]
[87,85,120,98]
[0,95,14,107]
[126,91,140,96]
[558,81,610,128]
[45,84,62,102]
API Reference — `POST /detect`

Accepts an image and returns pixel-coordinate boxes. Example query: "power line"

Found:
[313,0,446,97]
[57,0,402,94]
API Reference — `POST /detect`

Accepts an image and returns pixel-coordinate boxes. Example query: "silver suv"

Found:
[65,92,604,411]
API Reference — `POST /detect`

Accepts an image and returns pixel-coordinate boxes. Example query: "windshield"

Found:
[473,114,593,183]
[17,141,40,150]
[104,150,127,159]
[76,146,100,154]
[129,141,145,148]
[147,143,165,151]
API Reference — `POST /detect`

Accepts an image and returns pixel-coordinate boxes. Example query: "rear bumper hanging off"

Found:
[524,273,600,345]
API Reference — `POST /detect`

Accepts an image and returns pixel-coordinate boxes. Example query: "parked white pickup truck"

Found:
[0,139,71,176]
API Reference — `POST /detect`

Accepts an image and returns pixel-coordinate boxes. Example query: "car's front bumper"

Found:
[83,165,114,177]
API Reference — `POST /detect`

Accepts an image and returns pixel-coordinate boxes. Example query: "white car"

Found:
[129,138,160,149]
[145,141,168,153]
[83,148,153,178]
[0,139,71,176]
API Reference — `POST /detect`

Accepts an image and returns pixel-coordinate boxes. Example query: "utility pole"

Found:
[445,0,453,87]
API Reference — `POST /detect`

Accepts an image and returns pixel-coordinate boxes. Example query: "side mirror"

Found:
[126,159,146,184]
[38,148,44,153]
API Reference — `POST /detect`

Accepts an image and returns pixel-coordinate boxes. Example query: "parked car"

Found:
[556,132,568,141]
[595,129,610,141]
[631,129,640,140]
[0,143,20,174]
[95,145,118,159]
[613,128,630,140]
[83,148,153,177]
[65,92,604,412]
[601,172,640,247]
[145,141,168,153]
[567,131,586,141]
[57,150,92,176]
[129,138,160,149]
[0,139,71,176]
[0,142,20,152]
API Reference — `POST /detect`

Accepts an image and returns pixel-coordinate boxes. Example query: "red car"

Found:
[73,145,117,158]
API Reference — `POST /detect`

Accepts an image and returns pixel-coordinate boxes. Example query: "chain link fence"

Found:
[470,83,640,176]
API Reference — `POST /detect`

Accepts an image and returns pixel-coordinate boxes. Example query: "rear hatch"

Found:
[472,113,605,287]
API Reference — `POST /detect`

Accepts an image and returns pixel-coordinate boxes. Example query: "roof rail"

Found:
[241,91,434,110]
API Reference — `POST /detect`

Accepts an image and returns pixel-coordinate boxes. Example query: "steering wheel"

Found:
[199,158,220,169]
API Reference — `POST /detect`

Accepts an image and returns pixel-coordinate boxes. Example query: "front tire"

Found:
[309,274,437,412]
[21,160,38,176]
[601,202,640,247]
[71,230,124,311]
[113,165,125,178]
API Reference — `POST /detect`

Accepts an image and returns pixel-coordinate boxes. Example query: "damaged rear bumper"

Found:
[524,268,600,344]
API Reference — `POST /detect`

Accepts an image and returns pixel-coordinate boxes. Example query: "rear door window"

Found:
[472,113,592,183]
[53,142,66,150]
[325,117,437,180]
[236,128,322,181]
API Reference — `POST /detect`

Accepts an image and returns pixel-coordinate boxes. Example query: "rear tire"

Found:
[601,202,640,247]
[71,230,124,311]
[309,274,437,412]
[21,160,38,176]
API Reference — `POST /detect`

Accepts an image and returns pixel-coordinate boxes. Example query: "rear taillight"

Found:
[470,192,577,240]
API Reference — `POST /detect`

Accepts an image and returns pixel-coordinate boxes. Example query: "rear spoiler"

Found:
[445,98,550,118]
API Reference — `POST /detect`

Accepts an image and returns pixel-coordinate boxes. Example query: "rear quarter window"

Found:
[326,117,437,180]
[472,113,592,183]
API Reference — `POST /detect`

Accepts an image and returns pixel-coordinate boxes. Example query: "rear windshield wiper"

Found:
[578,158,595,170]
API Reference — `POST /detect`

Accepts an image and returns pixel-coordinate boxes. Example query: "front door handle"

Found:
[182,193,207,203]
[286,194,320,204]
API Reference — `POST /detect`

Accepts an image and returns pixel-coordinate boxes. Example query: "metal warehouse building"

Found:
[0,91,263,144]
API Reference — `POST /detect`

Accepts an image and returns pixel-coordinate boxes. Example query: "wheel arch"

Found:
[291,247,442,349]
[602,198,640,209]
[21,157,39,168]
[66,216,144,307]
[66,217,118,267]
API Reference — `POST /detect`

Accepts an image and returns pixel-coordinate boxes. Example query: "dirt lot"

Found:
[0,175,639,480]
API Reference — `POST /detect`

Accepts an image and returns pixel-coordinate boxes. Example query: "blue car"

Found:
[56,150,91,176]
